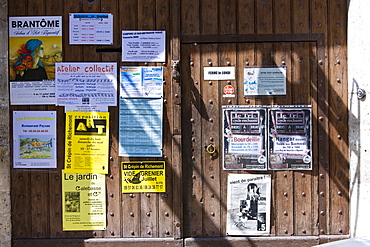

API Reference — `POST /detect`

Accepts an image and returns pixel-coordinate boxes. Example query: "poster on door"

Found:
[226,174,271,236]
[121,161,166,193]
[268,106,312,170]
[9,16,62,82]
[65,111,109,174]
[223,106,267,170]
[62,170,106,231]
[13,111,57,168]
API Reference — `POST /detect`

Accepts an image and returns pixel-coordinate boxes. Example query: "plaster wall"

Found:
[348,0,370,238]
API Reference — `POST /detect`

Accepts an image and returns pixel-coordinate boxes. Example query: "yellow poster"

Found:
[62,170,106,231]
[65,111,109,174]
[122,161,166,193]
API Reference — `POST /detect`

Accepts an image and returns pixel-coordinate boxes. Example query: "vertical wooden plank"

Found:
[138,0,155,30]
[237,0,255,105]
[292,42,313,236]
[200,0,220,237]
[292,0,310,34]
[328,0,349,235]
[273,1,293,236]
[63,1,83,62]
[292,0,315,237]
[31,172,50,238]
[27,0,45,16]
[309,41,320,236]
[274,0,292,34]
[201,0,218,34]
[256,0,272,34]
[182,43,203,237]
[170,0,182,240]
[311,0,328,237]
[156,0,174,239]
[201,43,221,237]
[181,0,199,35]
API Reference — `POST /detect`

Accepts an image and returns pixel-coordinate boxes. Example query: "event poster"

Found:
[226,174,271,236]
[121,161,166,193]
[244,67,286,96]
[120,67,163,98]
[223,106,267,170]
[119,98,163,157]
[65,111,109,174]
[268,106,312,170]
[62,170,106,231]
[10,80,55,105]
[69,13,113,45]
[9,16,62,81]
[13,111,57,169]
[55,62,117,107]
[122,31,166,62]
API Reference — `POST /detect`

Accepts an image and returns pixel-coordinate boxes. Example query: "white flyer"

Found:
[122,31,166,62]
[55,62,117,106]
[13,111,57,169]
[10,80,55,105]
[69,13,113,45]
[227,174,271,235]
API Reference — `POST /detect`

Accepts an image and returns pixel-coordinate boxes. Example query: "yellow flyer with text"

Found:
[122,161,166,193]
[65,111,109,174]
[62,170,106,231]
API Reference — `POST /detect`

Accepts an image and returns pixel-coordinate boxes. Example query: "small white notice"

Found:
[204,67,235,80]
[122,31,166,62]
[69,13,113,45]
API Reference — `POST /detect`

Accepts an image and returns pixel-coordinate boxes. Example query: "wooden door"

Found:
[181,36,347,237]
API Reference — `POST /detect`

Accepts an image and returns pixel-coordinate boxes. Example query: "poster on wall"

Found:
[10,80,56,105]
[119,98,163,157]
[55,62,117,108]
[9,16,62,82]
[244,67,286,96]
[62,170,106,231]
[13,111,57,169]
[223,106,267,170]
[122,31,166,62]
[226,174,271,236]
[120,67,163,98]
[65,111,109,174]
[69,13,113,45]
[121,161,166,193]
[268,106,312,170]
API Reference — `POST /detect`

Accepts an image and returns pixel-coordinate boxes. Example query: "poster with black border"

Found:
[62,170,106,231]
[268,106,312,170]
[65,111,109,174]
[13,111,57,168]
[223,105,267,170]
[226,174,271,236]
[121,161,166,193]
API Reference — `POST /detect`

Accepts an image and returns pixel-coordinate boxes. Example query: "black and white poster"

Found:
[223,106,267,170]
[268,106,312,170]
[226,174,271,235]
